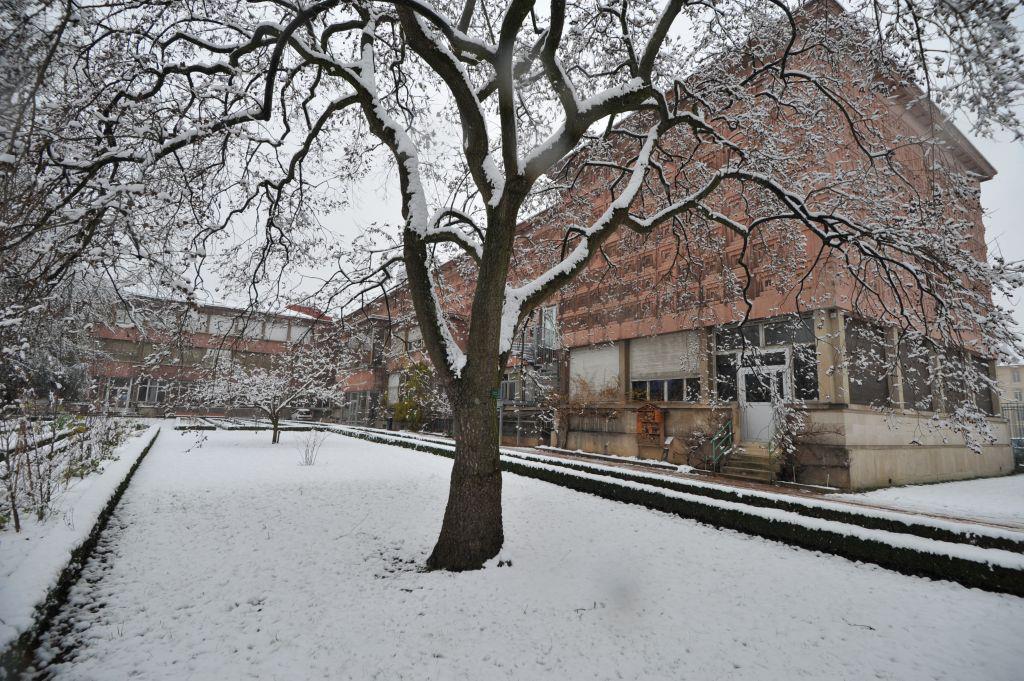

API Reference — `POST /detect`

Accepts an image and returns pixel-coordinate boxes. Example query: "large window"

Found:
[973,357,995,415]
[845,319,890,406]
[714,316,818,402]
[715,354,737,402]
[898,340,934,411]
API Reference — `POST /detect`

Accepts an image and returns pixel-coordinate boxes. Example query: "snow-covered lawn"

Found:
[834,474,1024,528]
[35,430,1024,680]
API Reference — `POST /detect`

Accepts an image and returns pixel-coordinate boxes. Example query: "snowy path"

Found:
[834,474,1024,528]
[32,431,1024,680]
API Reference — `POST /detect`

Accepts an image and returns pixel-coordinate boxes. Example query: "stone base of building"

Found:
[559,402,1014,490]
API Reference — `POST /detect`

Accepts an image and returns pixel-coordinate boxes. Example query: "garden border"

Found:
[0,427,161,679]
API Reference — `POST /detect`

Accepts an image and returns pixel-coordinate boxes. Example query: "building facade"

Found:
[333,6,1015,489]
[87,297,324,417]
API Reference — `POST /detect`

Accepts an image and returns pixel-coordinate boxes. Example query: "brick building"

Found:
[88,297,325,417]
[335,4,1014,489]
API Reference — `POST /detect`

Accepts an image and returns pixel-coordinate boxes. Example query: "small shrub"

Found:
[298,431,327,466]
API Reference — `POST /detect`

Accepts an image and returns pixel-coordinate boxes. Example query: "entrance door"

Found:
[738,365,788,442]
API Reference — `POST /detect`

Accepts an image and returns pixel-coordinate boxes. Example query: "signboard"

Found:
[636,403,664,446]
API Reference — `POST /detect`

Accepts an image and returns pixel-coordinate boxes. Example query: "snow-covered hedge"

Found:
[326,425,1024,597]
[0,426,161,677]
[337,425,1024,552]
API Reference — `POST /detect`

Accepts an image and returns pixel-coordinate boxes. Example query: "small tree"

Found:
[191,341,343,444]
[391,361,451,431]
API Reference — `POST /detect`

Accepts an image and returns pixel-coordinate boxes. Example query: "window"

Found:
[136,379,167,405]
[715,315,818,404]
[764,317,815,345]
[846,319,890,406]
[1015,390,1022,402]
[1014,369,1021,383]
[648,380,665,401]
[974,357,994,416]
[631,381,648,401]
[743,371,773,403]
[715,354,738,401]
[632,377,700,402]
[667,379,685,401]
[539,306,558,350]
[899,341,934,411]
[793,345,819,400]
[500,379,521,402]
[940,353,970,411]
[716,326,759,350]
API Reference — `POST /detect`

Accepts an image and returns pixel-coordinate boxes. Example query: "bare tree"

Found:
[1,0,1021,569]
[189,340,344,443]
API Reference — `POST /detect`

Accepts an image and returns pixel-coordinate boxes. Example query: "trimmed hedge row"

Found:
[329,427,1024,597]
[351,426,1024,554]
[339,426,1024,554]
[0,428,162,679]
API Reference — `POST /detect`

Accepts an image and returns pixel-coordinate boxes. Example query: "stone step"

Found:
[720,465,775,482]
[725,459,772,471]
[732,455,769,463]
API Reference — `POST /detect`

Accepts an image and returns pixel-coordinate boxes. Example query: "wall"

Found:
[794,406,1014,489]
[564,403,732,465]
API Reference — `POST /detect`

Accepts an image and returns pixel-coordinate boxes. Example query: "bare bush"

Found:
[0,415,135,531]
[297,431,327,467]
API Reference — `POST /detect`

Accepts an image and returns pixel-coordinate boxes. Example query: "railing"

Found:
[709,418,734,472]
[1002,403,1024,466]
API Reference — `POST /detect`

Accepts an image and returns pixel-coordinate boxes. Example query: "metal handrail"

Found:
[709,419,733,472]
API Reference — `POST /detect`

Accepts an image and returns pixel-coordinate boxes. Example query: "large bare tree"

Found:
[2,0,1022,569]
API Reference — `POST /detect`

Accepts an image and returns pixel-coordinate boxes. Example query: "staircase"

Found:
[719,441,778,484]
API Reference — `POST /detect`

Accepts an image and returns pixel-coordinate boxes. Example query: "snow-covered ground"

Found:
[834,474,1024,528]
[0,424,159,651]
[33,430,1024,680]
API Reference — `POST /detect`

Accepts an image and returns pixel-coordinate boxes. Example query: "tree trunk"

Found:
[271,416,281,444]
[426,389,503,571]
